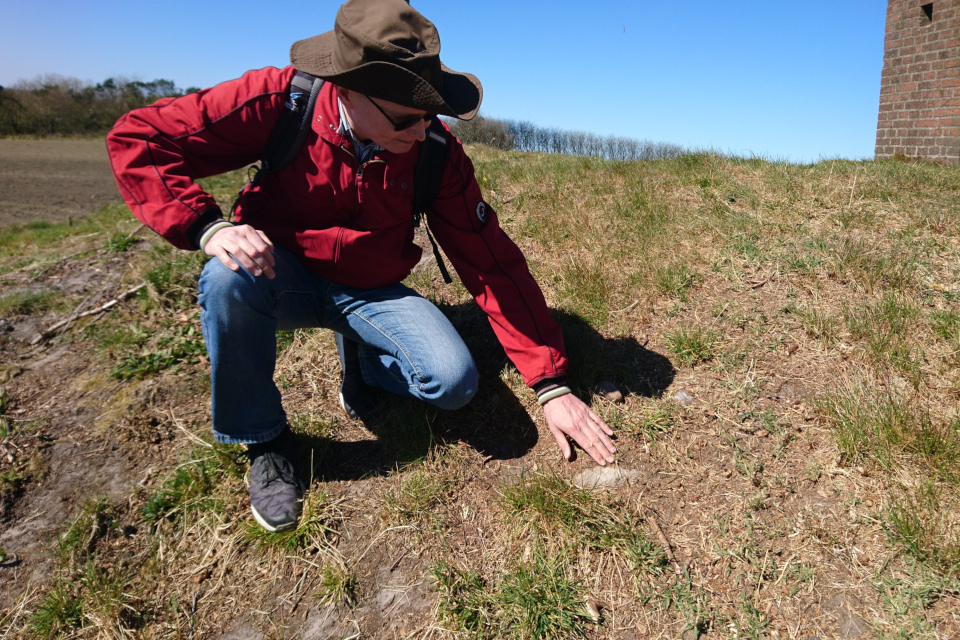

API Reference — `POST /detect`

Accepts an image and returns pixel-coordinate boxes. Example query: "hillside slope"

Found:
[1,145,958,639]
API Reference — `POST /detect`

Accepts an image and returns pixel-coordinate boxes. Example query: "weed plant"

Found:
[315,563,358,607]
[106,230,138,253]
[110,323,206,380]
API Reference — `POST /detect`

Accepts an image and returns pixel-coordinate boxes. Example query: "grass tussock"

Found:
[432,551,594,640]
[822,385,960,481]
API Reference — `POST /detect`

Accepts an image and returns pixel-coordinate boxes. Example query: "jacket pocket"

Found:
[354,163,414,230]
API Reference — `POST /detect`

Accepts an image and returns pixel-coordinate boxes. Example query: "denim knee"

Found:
[422,357,479,410]
[197,258,272,315]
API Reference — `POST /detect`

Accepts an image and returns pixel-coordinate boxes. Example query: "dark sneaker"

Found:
[334,332,378,420]
[246,427,303,532]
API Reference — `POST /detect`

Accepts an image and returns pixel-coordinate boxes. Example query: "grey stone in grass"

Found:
[217,626,264,640]
[597,381,624,403]
[778,381,808,405]
[573,467,640,489]
[673,389,694,406]
[825,596,869,638]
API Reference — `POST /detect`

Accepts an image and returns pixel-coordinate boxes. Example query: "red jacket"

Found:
[106,65,567,388]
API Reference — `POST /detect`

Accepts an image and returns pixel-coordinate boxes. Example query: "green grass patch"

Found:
[315,563,358,607]
[930,309,960,342]
[0,289,62,317]
[885,480,960,576]
[871,565,956,637]
[499,473,665,566]
[141,444,244,533]
[635,403,676,443]
[822,387,960,483]
[56,497,120,563]
[654,264,696,300]
[27,562,146,638]
[141,244,208,310]
[794,304,839,343]
[110,323,206,380]
[829,237,919,294]
[432,551,594,640]
[105,230,138,253]
[0,205,133,262]
[29,497,145,639]
[664,325,718,367]
[381,464,451,526]
[557,256,612,327]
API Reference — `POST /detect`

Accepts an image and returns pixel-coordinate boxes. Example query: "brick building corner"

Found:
[875,0,960,163]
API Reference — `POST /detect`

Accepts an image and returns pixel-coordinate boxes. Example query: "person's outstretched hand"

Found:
[205,224,276,278]
[542,393,616,466]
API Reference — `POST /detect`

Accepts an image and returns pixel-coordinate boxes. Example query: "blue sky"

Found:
[1,0,888,162]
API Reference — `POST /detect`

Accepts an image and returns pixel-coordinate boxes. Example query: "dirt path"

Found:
[0,139,121,227]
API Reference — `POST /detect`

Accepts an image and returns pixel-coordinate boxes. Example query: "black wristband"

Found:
[186,207,228,250]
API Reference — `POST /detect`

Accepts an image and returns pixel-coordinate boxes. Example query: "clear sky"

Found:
[0,0,888,163]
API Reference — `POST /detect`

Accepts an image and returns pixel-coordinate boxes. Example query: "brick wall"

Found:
[875,0,960,163]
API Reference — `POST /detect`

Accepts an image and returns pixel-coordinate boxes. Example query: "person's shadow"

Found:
[295,302,675,481]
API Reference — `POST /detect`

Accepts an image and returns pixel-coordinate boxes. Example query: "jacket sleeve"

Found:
[425,132,568,388]
[105,66,296,249]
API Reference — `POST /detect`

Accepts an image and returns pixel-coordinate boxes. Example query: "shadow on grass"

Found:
[295,303,674,482]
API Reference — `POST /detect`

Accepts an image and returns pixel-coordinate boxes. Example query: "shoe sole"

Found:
[251,503,298,533]
[339,390,359,420]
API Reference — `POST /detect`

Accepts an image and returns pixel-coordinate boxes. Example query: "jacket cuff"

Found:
[532,376,571,405]
[186,207,228,250]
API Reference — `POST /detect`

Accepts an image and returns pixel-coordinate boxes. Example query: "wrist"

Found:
[538,385,571,406]
[199,221,235,253]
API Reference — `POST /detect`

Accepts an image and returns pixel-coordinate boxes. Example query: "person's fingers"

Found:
[549,427,572,460]
[585,426,615,462]
[589,419,617,453]
[211,246,240,272]
[205,226,276,278]
[255,229,276,257]
[581,405,615,437]
[234,239,274,278]
[570,427,610,466]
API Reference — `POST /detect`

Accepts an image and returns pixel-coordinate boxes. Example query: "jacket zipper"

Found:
[340,144,386,210]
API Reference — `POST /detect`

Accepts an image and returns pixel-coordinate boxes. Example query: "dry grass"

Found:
[1,146,959,638]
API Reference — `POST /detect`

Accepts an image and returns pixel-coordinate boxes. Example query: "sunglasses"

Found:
[365,95,435,131]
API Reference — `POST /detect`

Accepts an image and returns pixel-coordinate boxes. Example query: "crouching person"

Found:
[107,0,616,532]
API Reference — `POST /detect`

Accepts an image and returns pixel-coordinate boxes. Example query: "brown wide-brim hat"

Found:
[290,0,482,120]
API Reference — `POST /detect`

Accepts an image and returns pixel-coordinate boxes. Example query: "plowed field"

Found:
[0,139,120,227]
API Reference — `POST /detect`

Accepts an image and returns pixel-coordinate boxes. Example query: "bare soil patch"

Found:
[0,139,121,227]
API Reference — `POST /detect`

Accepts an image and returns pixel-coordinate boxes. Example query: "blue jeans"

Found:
[197,246,479,444]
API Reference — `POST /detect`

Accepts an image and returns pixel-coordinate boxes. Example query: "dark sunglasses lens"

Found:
[395,113,435,131]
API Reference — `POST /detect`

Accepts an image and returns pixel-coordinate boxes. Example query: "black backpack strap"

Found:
[230,71,324,218]
[412,119,452,283]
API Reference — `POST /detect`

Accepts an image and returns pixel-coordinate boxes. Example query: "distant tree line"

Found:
[447,114,685,161]
[0,74,682,161]
[0,75,196,136]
